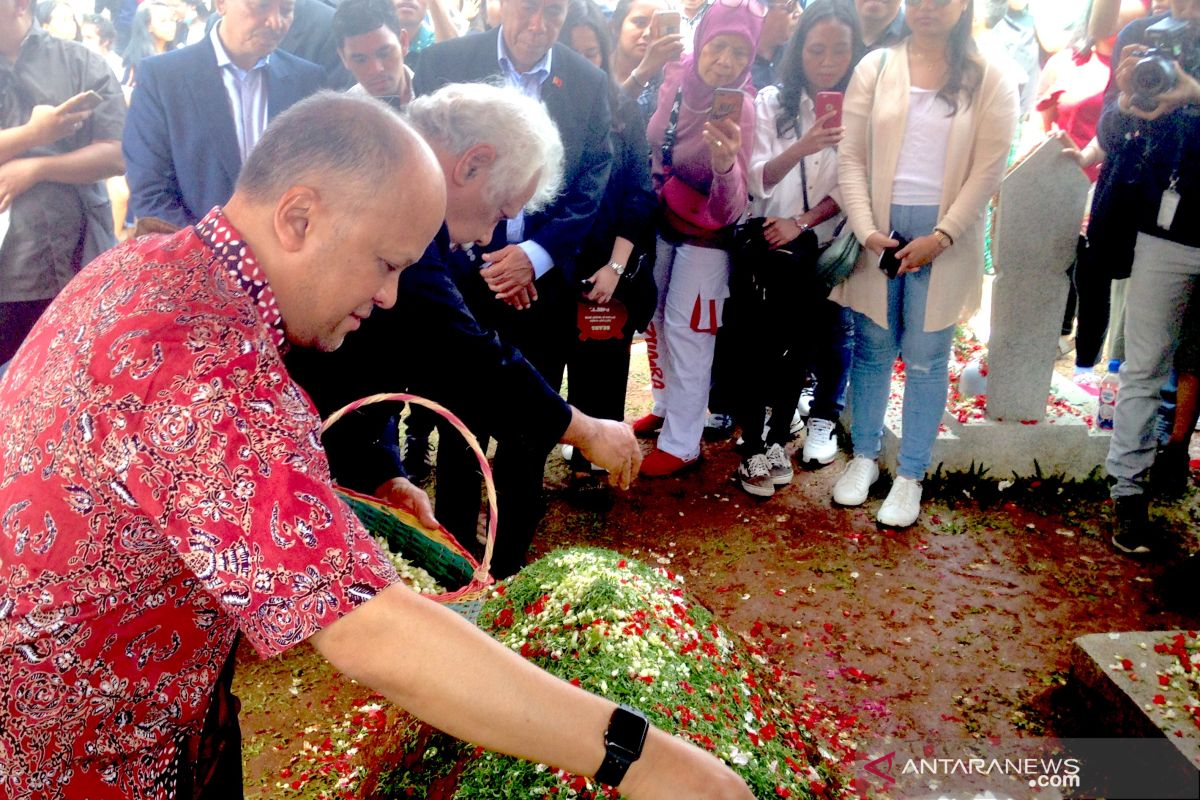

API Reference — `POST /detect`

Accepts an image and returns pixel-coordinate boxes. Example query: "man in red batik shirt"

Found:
[0,92,753,800]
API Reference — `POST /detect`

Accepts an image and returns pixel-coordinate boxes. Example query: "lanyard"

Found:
[661,86,684,173]
[796,112,811,214]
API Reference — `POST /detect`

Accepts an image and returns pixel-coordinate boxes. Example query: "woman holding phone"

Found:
[830,0,1018,526]
[730,0,864,497]
[609,0,686,124]
[637,0,763,477]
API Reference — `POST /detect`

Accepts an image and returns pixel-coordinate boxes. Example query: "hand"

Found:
[499,285,537,309]
[374,477,438,529]
[584,265,620,304]
[571,417,641,489]
[703,116,741,175]
[25,103,90,148]
[1112,44,1143,97]
[480,245,537,308]
[0,158,42,213]
[637,33,684,78]
[895,233,946,274]
[1051,129,1088,168]
[864,230,898,256]
[459,0,480,21]
[792,109,844,157]
[762,216,801,249]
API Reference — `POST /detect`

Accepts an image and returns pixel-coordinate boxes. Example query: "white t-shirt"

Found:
[892,87,953,206]
[747,86,844,245]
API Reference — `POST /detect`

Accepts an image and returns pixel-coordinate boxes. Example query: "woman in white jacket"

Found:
[830,0,1019,527]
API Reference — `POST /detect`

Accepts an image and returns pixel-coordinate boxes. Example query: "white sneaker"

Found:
[877,476,923,528]
[802,418,838,465]
[832,456,879,506]
[764,442,793,486]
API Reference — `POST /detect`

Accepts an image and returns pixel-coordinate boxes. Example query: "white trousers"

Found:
[646,237,731,460]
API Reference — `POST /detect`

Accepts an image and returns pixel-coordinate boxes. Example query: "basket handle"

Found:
[321,393,496,584]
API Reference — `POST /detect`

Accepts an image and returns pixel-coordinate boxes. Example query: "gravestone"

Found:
[988,138,1091,422]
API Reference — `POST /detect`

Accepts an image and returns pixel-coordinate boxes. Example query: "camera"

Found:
[1130,17,1200,112]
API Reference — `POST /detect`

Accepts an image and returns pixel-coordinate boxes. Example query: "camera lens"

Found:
[1132,53,1178,98]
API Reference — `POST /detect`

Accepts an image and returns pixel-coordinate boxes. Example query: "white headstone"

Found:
[988,138,1091,421]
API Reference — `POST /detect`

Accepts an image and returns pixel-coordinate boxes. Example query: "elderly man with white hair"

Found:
[286,83,642,575]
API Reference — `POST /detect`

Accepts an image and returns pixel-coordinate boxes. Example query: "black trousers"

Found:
[432,278,573,580]
[0,298,52,366]
[1074,236,1114,370]
[726,247,819,454]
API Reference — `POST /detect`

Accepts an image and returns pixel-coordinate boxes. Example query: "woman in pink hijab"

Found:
[637,0,764,477]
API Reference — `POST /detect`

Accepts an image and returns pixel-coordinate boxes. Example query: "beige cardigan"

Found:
[831,45,1019,331]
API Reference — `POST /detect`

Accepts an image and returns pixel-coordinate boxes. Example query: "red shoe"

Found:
[641,447,699,477]
[632,412,664,437]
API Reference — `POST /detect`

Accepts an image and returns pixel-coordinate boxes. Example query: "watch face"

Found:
[606,705,649,757]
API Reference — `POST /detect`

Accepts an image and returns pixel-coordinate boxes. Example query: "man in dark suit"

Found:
[410,0,613,575]
[122,0,325,227]
[285,85,640,578]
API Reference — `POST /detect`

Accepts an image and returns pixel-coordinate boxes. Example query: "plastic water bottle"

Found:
[1097,359,1120,431]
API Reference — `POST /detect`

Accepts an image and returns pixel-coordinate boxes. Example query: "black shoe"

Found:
[402,434,434,482]
[1150,443,1191,500]
[1110,496,1154,556]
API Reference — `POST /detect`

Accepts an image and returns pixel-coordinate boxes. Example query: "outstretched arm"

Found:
[310,583,754,799]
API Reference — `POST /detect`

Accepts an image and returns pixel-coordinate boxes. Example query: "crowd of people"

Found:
[0,0,1197,795]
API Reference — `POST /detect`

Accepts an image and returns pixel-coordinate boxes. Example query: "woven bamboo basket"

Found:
[322,393,497,622]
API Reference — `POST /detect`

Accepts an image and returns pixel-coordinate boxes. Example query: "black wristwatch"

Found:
[594,704,649,787]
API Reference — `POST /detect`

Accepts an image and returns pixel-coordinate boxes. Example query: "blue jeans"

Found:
[849,204,955,480]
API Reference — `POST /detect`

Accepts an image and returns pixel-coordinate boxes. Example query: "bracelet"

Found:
[932,228,954,248]
[629,69,650,89]
[792,215,810,233]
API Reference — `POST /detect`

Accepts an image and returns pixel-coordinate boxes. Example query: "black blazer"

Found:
[412,28,614,286]
[284,226,574,494]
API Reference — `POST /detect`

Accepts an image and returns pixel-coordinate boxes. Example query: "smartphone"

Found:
[59,90,105,113]
[579,278,594,295]
[814,91,843,129]
[651,9,681,38]
[878,231,909,279]
[709,88,744,122]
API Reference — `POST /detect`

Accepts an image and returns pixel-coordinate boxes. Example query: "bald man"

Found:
[0,92,751,799]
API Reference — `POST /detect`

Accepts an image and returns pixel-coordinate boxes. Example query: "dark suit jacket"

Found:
[123,38,324,227]
[412,28,613,287]
[284,225,574,494]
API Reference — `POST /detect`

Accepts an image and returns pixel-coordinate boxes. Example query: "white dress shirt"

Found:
[748,86,844,245]
[211,23,270,164]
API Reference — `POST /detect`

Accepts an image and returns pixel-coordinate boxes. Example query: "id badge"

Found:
[1157,188,1181,230]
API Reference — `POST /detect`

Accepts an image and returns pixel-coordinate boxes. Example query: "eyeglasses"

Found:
[904,0,955,7]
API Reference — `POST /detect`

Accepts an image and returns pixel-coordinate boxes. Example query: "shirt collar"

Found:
[194,206,287,351]
[495,27,552,83]
[13,20,48,63]
[211,21,271,74]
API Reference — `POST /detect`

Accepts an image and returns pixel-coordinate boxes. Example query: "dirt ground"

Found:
[240,340,1200,798]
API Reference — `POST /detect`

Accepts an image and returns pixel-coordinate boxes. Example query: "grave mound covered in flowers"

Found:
[369,548,852,799]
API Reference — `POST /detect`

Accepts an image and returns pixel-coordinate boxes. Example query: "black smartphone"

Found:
[878,231,909,279]
[579,278,594,295]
